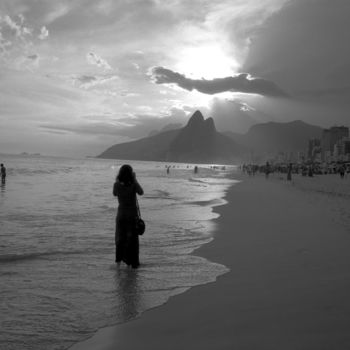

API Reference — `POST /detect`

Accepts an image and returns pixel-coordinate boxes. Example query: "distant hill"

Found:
[148,123,183,137]
[98,110,245,163]
[98,113,323,162]
[97,128,179,161]
[225,120,323,154]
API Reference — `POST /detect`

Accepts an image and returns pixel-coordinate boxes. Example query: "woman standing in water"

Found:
[113,164,144,268]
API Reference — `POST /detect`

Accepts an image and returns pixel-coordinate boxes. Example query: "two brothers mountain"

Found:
[98,110,323,163]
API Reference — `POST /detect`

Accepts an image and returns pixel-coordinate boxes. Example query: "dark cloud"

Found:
[239,0,350,127]
[71,73,119,90]
[86,52,111,70]
[27,54,38,60]
[151,67,287,97]
[75,75,97,84]
[243,0,350,94]
[39,109,189,140]
[295,86,350,100]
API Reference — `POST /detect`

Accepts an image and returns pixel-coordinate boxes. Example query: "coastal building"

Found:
[297,151,306,163]
[321,129,331,155]
[323,150,332,163]
[308,138,321,161]
[321,126,349,160]
[336,137,350,161]
[344,138,350,155]
[329,126,349,151]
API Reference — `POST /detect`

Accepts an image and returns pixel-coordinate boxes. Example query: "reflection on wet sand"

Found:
[1,181,5,193]
[114,268,142,322]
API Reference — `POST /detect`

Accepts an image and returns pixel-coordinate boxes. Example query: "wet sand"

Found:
[69,173,350,350]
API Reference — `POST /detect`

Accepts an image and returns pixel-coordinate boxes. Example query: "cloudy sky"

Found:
[0,0,349,157]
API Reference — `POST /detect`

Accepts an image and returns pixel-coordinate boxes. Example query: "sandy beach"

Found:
[69,172,350,350]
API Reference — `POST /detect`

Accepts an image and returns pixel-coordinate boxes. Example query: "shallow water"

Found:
[0,154,237,350]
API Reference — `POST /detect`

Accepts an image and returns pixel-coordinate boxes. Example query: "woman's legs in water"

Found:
[115,218,140,268]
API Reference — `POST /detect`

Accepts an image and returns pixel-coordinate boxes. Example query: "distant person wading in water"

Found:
[265,162,270,179]
[1,163,6,184]
[113,164,144,268]
[287,163,293,181]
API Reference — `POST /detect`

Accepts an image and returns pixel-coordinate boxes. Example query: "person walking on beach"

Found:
[113,164,144,268]
[308,165,313,177]
[287,163,292,181]
[1,163,6,184]
[265,162,271,179]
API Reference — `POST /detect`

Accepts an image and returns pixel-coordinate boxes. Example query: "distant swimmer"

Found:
[287,163,292,181]
[308,166,313,177]
[265,162,270,179]
[1,163,6,184]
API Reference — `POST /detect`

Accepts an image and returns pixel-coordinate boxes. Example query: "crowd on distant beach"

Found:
[164,164,226,175]
[241,161,350,179]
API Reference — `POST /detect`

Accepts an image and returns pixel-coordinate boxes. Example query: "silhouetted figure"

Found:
[339,165,345,179]
[113,164,144,268]
[265,162,270,179]
[247,164,252,176]
[252,165,257,176]
[287,163,292,181]
[308,166,313,177]
[194,166,198,174]
[166,166,170,175]
[1,163,6,184]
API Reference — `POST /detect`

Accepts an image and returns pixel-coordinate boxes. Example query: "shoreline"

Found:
[67,171,240,350]
[69,173,350,350]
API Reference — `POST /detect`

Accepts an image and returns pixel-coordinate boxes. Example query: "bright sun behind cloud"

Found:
[176,45,239,80]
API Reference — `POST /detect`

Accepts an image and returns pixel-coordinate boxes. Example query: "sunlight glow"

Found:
[181,90,236,110]
[176,45,239,80]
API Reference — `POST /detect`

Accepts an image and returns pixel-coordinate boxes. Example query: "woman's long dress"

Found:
[113,181,143,268]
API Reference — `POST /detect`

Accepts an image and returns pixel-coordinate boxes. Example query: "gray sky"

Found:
[0,0,349,157]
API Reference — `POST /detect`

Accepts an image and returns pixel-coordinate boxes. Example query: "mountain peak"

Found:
[167,110,241,162]
[205,117,216,132]
[97,109,243,163]
[186,110,204,127]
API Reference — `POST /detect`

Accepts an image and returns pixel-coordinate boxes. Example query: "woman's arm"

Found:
[135,181,144,195]
[132,172,144,195]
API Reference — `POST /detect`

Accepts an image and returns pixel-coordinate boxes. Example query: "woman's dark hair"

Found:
[117,164,134,185]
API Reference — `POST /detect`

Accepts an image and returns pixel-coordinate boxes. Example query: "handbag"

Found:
[135,197,145,236]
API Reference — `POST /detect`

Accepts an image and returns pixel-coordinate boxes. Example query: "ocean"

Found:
[0,154,237,350]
